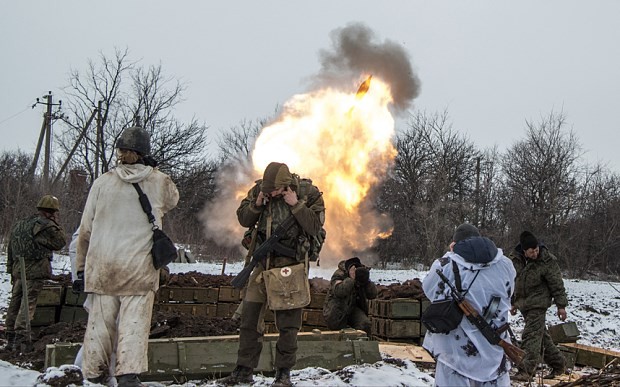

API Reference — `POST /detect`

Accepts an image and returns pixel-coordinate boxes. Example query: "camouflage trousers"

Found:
[326,306,371,336]
[5,278,44,333]
[520,308,565,374]
[236,256,303,369]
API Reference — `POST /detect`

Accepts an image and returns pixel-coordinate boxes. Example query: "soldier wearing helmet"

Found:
[219,162,325,387]
[5,195,67,351]
[75,125,179,386]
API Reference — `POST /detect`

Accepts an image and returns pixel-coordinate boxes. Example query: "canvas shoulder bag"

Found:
[421,261,479,334]
[132,183,177,270]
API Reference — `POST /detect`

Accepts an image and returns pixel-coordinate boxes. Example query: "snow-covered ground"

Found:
[1,253,620,386]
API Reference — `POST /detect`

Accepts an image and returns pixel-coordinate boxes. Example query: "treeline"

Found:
[1,50,619,278]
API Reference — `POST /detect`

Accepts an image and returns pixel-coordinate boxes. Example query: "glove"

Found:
[355,266,370,285]
[72,271,85,293]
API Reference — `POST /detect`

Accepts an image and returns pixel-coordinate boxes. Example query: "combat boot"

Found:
[545,367,567,379]
[271,368,292,387]
[117,373,144,387]
[5,332,16,351]
[217,365,254,385]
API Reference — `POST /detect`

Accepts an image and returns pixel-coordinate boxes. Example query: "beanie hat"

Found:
[520,231,539,250]
[345,257,362,272]
[453,223,480,243]
[261,162,293,194]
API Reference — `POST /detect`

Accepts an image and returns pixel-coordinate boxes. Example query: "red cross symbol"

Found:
[282,268,290,275]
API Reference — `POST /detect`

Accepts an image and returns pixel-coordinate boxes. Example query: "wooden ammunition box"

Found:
[560,343,620,369]
[369,298,429,319]
[37,285,65,306]
[59,305,89,323]
[158,287,219,304]
[372,317,422,338]
[216,303,240,318]
[302,309,327,327]
[549,322,580,343]
[307,292,327,309]
[32,306,59,326]
[46,330,375,381]
[64,290,88,306]
[156,303,217,318]
[218,286,242,302]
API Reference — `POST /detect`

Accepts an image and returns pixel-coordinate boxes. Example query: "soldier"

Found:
[422,223,515,386]
[74,125,179,387]
[5,195,67,352]
[323,256,377,336]
[219,162,325,387]
[511,231,568,381]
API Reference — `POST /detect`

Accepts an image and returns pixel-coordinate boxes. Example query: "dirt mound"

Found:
[376,279,426,300]
[167,271,235,288]
[0,308,240,372]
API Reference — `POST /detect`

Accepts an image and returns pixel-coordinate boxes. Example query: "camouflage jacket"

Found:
[6,214,67,280]
[510,245,568,312]
[236,178,325,261]
[322,260,377,328]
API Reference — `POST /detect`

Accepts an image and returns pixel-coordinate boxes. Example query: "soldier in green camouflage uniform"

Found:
[323,257,377,335]
[219,162,325,387]
[5,195,67,351]
[510,231,568,381]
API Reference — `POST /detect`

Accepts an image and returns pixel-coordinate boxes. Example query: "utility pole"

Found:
[95,100,103,178]
[30,91,63,189]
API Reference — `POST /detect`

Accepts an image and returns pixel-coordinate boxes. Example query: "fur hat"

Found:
[520,231,539,250]
[345,257,362,272]
[453,223,480,243]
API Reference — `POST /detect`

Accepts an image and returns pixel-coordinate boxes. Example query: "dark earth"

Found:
[0,272,426,372]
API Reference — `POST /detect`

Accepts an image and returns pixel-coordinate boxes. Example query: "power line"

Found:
[0,104,33,126]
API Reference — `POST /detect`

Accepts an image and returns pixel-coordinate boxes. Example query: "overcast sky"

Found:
[1,1,619,171]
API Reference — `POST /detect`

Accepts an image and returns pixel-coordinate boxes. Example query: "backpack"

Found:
[296,177,326,262]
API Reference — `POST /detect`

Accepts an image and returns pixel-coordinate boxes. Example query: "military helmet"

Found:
[36,195,60,212]
[115,126,151,155]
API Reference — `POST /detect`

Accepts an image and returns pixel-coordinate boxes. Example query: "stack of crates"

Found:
[156,286,219,318]
[369,298,429,343]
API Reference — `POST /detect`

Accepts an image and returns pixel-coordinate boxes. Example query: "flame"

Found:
[250,75,396,265]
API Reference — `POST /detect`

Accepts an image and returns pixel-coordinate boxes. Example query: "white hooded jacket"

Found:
[76,163,179,296]
[422,236,516,382]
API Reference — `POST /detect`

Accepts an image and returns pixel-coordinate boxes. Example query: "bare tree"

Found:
[501,111,582,235]
[57,48,210,180]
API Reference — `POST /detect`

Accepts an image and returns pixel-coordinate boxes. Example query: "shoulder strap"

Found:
[451,260,480,296]
[132,183,158,229]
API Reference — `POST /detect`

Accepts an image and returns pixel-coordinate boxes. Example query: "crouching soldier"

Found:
[323,257,377,336]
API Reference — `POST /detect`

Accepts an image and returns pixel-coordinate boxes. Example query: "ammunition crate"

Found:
[218,286,242,302]
[156,303,217,318]
[302,309,327,327]
[32,306,59,326]
[307,292,327,309]
[46,330,377,381]
[372,317,423,339]
[59,305,89,323]
[560,343,620,369]
[216,303,240,318]
[37,285,65,306]
[64,290,88,306]
[369,298,429,319]
[549,321,580,343]
[158,287,219,304]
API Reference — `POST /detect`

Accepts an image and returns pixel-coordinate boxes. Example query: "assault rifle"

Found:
[231,215,297,289]
[435,269,526,365]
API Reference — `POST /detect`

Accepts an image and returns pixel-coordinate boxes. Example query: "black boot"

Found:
[217,365,254,385]
[5,332,16,351]
[271,368,292,387]
[116,373,143,387]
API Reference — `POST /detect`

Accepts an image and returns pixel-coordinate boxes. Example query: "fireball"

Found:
[251,76,396,263]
